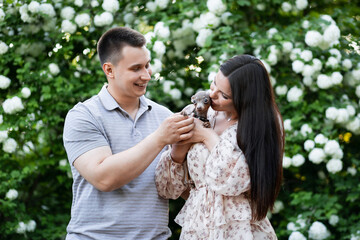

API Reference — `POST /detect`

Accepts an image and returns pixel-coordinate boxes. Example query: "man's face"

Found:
[109,45,152,100]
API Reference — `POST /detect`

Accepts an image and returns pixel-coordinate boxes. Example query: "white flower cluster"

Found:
[184,87,195,96]
[19,2,56,23]
[308,221,330,240]
[289,231,307,240]
[295,0,308,10]
[291,154,306,167]
[49,63,60,75]
[169,88,182,100]
[305,136,344,173]
[2,96,24,114]
[0,130,8,143]
[267,28,278,39]
[39,3,56,17]
[300,123,312,137]
[6,189,18,200]
[287,86,303,102]
[0,41,9,55]
[16,220,37,234]
[326,106,360,134]
[21,87,31,98]
[146,0,170,12]
[61,6,75,20]
[283,156,291,168]
[62,20,77,34]
[171,20,196,57]
[287,215,307,232]
[308,148,326,164]
[196,29,213,47]
[153,41,166,57]
[326,158,343,174]
[102,0,119,13]
[75,0,84,7]
[123,12,134,24]
[275,85,288,96]
[154,22,170,40]
[351,231,360,240]
[16,42,46,57]
[75,13,91,27]
[329,215,339,226]
[155,0,170,9]
[272,200,284,214]
[60,6,77,33]
[19,4,35,23]
[163,80,175,93]
[0,8,5,21]
[281,2,292,13]
[344,67,360,87]
[316,72,343,89]
[305,15,340,50]
[267,45,280,66]
[94,12,113,27]
[281,0,308,13]
[193,12,220,33]
[6,189,19,200]
[3,138,18,153]
[207,0,227,15]
[151,58,162,74]
[0,75,11,89]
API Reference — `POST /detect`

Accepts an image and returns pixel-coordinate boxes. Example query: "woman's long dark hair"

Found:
[220,54,285,221]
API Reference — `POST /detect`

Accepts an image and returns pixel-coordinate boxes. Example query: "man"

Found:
[63,27,194,239]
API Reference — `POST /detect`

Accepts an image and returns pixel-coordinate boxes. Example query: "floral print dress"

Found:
[155,108,278,240]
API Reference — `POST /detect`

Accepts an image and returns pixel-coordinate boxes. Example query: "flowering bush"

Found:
[0,0,359,239]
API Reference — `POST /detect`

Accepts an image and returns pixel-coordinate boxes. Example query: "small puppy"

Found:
[181,90,211,128]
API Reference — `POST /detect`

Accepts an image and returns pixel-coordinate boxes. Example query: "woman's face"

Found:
[209,71,237,114]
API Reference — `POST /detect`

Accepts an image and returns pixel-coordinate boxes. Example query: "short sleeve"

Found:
[204,135,250,196]
[63,105,109,165]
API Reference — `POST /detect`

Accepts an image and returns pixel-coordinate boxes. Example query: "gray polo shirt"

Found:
[63,85,172,240]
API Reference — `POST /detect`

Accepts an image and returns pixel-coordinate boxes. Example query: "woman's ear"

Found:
[102,62,114,79]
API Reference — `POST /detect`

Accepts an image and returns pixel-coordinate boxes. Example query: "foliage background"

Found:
[0,0,359,239]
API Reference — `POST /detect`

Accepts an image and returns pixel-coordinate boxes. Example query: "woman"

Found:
[155,54,284,239]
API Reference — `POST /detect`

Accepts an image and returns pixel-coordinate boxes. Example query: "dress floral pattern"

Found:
[155,108,278,240]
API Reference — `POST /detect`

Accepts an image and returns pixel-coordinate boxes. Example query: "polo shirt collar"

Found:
[99,84,152,112]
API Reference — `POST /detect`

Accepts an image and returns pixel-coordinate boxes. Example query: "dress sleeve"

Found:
[204,130,250,196]
[155,147,188,199]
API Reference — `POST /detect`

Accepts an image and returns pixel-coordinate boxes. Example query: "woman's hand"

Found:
[189,118,209,143]
[170,143,193,164]
[182,118,221,151]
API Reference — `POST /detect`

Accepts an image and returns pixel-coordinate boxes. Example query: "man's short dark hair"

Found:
[97,27,146,66]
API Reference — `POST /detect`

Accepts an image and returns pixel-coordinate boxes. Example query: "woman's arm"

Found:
[155,147,188,199]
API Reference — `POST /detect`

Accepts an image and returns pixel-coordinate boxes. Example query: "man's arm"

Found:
[73,114,194,192]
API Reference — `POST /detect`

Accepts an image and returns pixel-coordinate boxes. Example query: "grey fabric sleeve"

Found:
[63,106,109,165]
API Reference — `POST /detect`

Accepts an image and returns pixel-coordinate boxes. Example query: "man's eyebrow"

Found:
[129,60,151,68]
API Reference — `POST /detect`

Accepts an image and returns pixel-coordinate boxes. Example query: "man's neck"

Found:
[107,86,141,118]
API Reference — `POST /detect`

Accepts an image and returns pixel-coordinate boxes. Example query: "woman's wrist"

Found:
[169,151,185,164]
[203,128,220,151]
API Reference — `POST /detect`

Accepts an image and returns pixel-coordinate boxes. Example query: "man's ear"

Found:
[102,62,114,79]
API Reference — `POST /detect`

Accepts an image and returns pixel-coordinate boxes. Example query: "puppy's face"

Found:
[191,91,211,113]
